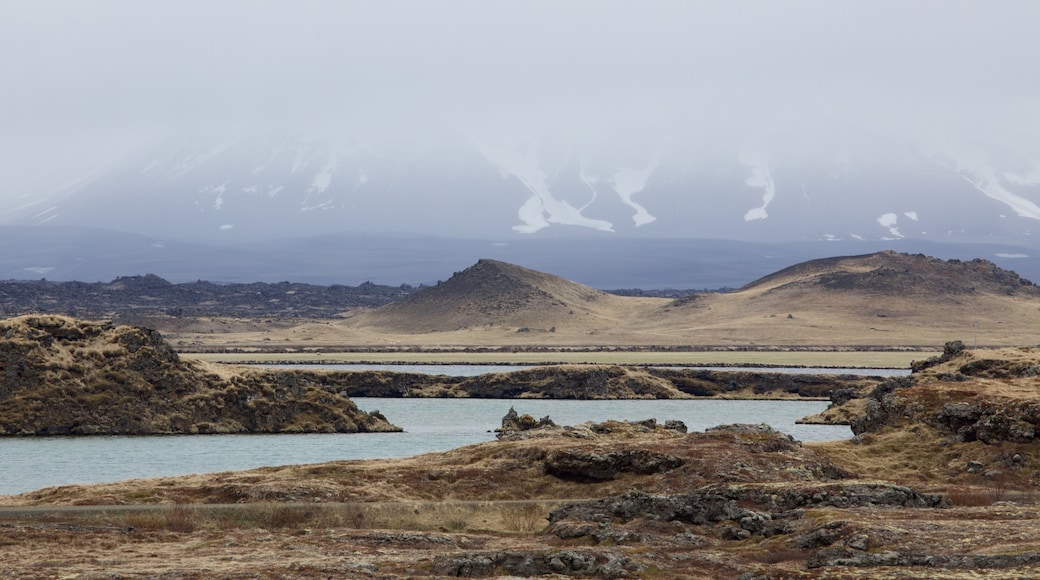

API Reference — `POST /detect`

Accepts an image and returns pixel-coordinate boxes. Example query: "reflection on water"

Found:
[0,398,849,496]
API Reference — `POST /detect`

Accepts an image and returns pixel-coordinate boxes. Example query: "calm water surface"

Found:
[0,398,849,496]
[272,363,909,377]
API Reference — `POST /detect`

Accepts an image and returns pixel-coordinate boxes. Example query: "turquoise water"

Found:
[0,398,848,496]
[270,363,909,377]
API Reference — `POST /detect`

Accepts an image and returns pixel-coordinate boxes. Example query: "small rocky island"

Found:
[0,315,399,435]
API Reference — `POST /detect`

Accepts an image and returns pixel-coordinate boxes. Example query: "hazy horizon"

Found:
[2,1,1039,249]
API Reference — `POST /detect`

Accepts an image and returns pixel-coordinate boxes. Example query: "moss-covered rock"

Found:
[0,315,400,436]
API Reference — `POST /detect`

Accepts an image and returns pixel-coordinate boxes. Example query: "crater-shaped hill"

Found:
[310,251,1040,346]
[0,315,400,435]
[739,250,1040,297]
[655,251,1040,346]
[354,259,646,332]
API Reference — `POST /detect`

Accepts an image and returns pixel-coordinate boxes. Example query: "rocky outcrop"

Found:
[432,549,640,578]
[808,547,1040,570]
[549,483,946,543]
[543,448,685,482]
[0,275,415,319]
[292,365,878,401]
[851,359,1040,446]
[0,315,400,435]
[648,367,882,399]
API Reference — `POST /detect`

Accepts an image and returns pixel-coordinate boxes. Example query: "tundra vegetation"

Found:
[4,252,1040,577]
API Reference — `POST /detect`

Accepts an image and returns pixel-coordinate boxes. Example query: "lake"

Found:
[0,398,849,496]
[268,363,910,377]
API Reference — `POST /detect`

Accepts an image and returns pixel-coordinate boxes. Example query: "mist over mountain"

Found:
[2,129,1039,245]
[1,2,1038,288]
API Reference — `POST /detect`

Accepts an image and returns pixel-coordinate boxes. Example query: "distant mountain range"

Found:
[0,227,1035,293]
[2,131,1039,244]
[1,130,1038,289]
[1,225,1038,291]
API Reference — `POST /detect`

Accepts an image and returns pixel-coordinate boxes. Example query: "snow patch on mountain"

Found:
[609,161,658,226]
[475,141,614,234]
[878,212,903,238]
[928,147,1040,220]
[309,157,335,194]
[740,147,775,222]
[199,182,229,210]
[904,211,918,221]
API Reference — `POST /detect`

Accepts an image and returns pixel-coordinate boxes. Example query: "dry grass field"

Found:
[158,253,1040,354]
[5,253,1040,577]
[4,404,1040,578]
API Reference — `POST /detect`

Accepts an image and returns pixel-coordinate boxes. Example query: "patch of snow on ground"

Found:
[219,224,234,230]
[475,141,614,234]
[904,211,918,221]
[310,162,334,193]
[212,183,228,210]
[301,200,335,212]
[996,253,1030,259]
[610,161,658,226]
[928,147,1040,220]
[878,213,903,238]
[23,266,54,275]
[267,185,284,198]
[301,153,337,210]
[241,186,258,193]
[739,147,775,222]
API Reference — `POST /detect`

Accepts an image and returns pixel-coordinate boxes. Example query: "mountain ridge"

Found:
[323,251,1040,347]
[357,258,628,332]
[4,133,1040,245]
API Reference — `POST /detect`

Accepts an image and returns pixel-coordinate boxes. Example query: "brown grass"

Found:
[163,504,197,533]
[499,504,547,534]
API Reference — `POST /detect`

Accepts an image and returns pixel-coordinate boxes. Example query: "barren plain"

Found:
[3,251,1040,578]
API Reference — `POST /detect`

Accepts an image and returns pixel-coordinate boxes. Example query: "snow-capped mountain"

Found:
[2,130,1040,245]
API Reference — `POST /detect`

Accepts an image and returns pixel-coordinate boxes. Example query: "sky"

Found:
[1,0,1039,206]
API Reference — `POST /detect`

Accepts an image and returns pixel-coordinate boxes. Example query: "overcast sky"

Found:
[1,0,1038,199]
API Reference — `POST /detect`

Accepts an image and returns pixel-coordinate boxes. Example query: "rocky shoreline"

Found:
[4,316,1040,577]
[1,314,883,437]
[0,315,399,435]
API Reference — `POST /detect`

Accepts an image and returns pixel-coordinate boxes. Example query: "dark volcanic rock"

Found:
[543,449,685,482]
[432,549,639,578]
[0,275,415,319]
[549,483,946,543]
[0,315,400,436]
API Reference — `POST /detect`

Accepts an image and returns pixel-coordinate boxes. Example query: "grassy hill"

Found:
[133,251,1040,350]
